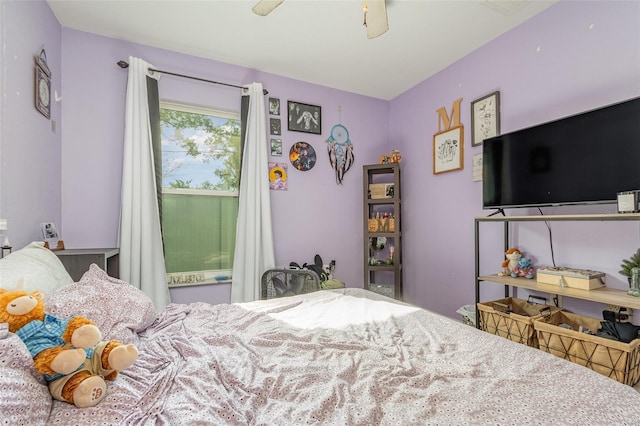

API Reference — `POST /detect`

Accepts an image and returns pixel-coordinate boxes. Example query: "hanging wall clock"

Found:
[34,49,51,119]
[289,141,316,171]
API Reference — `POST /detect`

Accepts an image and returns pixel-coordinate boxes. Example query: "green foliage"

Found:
[620,248,640,278]
[169,179,192,189]
[161,108,241,191]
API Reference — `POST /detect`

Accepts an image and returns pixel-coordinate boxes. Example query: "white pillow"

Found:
[0,241,74,297]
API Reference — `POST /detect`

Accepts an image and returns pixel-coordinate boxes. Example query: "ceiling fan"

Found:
[251,0,389,39]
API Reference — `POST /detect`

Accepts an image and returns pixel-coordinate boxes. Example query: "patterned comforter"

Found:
[42,288,640,425]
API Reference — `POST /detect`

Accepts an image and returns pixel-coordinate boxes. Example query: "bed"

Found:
[2,242,640,425]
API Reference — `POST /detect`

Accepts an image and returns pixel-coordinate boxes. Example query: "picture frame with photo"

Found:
[268,162,288,191]
[270,118,281,135]
[270,138,282,156]
[287,101,321,134]
[269,97,280,115]
[433,126,464,174]
[471,91,500,146]
[41,222,64,250]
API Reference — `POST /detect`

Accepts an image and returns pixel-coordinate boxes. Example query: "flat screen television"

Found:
[482,96,640,210]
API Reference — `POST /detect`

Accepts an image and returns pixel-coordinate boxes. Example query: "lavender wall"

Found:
[3,1,639,319]
[58,29,389,304]
[390,0,640,319]
[0,0,62,249]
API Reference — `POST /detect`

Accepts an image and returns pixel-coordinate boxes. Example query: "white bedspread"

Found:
[47,288,640,425]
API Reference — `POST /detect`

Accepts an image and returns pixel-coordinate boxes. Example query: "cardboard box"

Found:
[536,266,606,290]
[369,183,394,199]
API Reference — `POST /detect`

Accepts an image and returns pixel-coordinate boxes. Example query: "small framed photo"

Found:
[270,118,281,135]
[269,97,280,115]
[41,222,63,250]
[471,91,500,146]
[288,101,321,134]
[433,126,464,174]
[270,138,282,156]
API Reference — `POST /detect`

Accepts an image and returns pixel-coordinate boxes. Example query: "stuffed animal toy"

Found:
[499,247,522,276]
[511,257,535,279]
[0,279,138,408]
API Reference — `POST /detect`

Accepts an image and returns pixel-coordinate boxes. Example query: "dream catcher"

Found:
[326,123,355,184]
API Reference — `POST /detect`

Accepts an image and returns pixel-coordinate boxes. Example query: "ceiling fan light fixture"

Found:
[252,0,284,16]
[364,0,389,39]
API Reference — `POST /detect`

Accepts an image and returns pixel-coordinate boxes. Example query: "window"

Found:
[160,101,241,287]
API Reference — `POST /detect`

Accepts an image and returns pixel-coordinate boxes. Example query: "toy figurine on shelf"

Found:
[379,149,402,164]
[511,257,535,279]
[498,247,522,276]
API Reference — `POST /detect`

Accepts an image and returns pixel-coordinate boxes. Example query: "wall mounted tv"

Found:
[482,96,640,210]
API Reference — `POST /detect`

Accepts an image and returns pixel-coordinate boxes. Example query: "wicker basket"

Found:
[477,297,558,348]
[534,311,640,385]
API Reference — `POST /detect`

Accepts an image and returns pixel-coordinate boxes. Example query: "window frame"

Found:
[160,100,241,288]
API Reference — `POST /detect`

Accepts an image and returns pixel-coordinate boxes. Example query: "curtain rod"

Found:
[116,60,268,95]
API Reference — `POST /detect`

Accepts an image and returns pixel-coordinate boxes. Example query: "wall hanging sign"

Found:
[269,162,288,190]
[326,124,354,185]
[471,91,500,146]
[288,101,321,134]
[34,48,51,119]
[289,141,316,171]
[433,126,464,174]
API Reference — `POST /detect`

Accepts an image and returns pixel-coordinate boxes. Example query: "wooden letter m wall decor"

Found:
[436,98,463,132]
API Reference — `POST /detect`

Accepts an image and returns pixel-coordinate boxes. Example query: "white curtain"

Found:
[231,83,275,303]
[119,56,170,310]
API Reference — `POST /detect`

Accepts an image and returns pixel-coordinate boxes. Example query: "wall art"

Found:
[289,141,316,171]
[433,125,464,174]
[270,138,282,156]
[471,91,500,146]
[288,101,321,134]
[268,162,288,190]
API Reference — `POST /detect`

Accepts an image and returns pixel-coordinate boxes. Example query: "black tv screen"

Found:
[482,97,640,210]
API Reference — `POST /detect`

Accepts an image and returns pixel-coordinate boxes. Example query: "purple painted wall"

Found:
[390,0,640,319]
[2,1,639,320]
[1,0,62,248]
[57,28,388,304]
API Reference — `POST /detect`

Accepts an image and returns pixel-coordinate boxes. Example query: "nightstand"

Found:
[54,248,120,281]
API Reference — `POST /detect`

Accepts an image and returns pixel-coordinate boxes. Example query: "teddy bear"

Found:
[0,279,138,408]
[499,247,522,276]
[511,257,535,279]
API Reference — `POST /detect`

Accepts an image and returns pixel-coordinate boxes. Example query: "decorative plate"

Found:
[289,142,316,171]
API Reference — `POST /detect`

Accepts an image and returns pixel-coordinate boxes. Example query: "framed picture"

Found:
[433,126,464,174]
[471,91,500,146]
[268,162,288,191]
[287,101,321,134]
[269,97,280,115]
[270,138,282,156]
[40,221,63,249]
[270,118,281,135]
[35,49,51,119]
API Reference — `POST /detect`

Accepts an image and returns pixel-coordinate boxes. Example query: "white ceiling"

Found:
[47,0,556,100]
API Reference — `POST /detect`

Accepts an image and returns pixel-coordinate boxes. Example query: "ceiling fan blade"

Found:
[365,0,389,39]
[252,0,285,16]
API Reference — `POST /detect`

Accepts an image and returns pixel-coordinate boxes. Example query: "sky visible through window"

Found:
[161,116,229,189]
